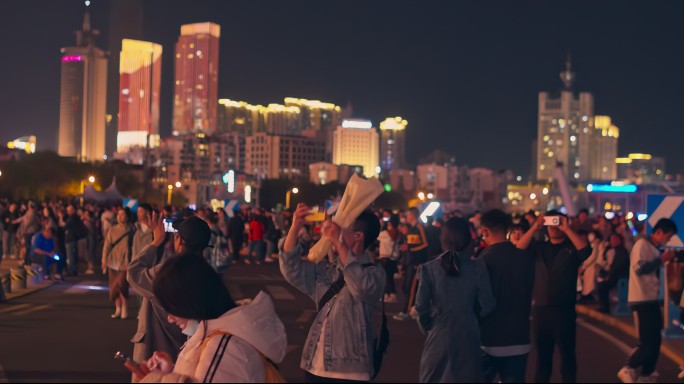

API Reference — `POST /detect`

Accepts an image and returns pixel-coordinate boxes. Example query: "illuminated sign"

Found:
[420,202,441,224]
[223,170,235,193]
[62,55,83,63]
[342,119,372,129]
[586,184,637,193]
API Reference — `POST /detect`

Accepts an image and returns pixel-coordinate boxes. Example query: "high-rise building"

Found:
[332,119,379,178]
[173,22,220,135]
[245,132,325,181]
[616,153,666,184]
[536,56,594,181]
[285,97,342,161]
[58,10,108,162]
[117,39,163,162]
[217,99,302,135]
[590,116,619,180]
[107,0,144,157]
[379,116,408,171]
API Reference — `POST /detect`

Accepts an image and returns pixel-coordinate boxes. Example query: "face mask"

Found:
[182,319,200,336]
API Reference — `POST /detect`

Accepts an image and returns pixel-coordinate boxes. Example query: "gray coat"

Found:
[415,251,496,383]
[280,244,385,377]
[127,243,185,363]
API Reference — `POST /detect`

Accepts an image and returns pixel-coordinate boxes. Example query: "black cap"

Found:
[173,216,211,250]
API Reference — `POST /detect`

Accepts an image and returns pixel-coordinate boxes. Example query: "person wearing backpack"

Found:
[281,203,387,383]
[128,253,287,383]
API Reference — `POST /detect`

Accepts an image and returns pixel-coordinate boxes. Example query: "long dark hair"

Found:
[153,253,237,320]
[440,217,472,277]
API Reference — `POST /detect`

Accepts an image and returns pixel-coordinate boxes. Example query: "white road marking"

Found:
[577,318,633,355]
[265,285,295,301]
[12,304,51,316]
[0,303,31,314]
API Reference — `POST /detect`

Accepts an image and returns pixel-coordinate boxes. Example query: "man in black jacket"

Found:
[228,211,245,262]
[479,209,534,383]
[64,204,87,276]
[516,210,591,383]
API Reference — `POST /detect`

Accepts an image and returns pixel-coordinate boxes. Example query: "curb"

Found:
[1,280,55,301]
[577,304,684,368]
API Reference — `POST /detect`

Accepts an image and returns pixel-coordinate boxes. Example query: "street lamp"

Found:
[88,175,95,183]
[285,187,299,209]
[427,193,434,200]
[417,192,426,201]
[175,181,182,188]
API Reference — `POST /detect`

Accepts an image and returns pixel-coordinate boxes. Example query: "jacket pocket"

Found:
[130,331,146,344]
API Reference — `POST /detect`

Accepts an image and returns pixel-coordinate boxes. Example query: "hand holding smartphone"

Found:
[115,351,148,381]
[543,216,560,226]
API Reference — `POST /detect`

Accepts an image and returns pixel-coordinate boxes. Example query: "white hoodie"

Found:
[142,291,287,383]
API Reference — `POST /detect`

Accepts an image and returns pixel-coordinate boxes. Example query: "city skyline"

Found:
[1,1,684,175]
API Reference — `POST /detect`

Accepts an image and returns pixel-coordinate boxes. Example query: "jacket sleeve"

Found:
[342,253,385,305]
[127,244,161,299]
[575,246,592,263]
[102,228,112,264]
[475,257,496,318]
[631,239,661,276]
[415,265,432,334]
[278,243,317,300]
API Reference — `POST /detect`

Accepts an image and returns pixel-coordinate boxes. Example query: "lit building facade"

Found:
[7,136,36,154]
[58,11,108,162]
[332,119,379,178]
[536,58,594,181]
[388,169,417,193]
[616,153,666,184]
[379,117,407,171]
[173,23,220,135]
[246,132,325,181]
[117,39,162,158]
[590,115,619,180]
[152,133,237,205]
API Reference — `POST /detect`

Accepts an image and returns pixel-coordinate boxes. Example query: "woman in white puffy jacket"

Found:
[128,253,287,383]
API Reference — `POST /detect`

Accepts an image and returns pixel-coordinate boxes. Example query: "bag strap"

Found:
[202,333,232,383]
[110,230,133,249]
[318,273,346,310]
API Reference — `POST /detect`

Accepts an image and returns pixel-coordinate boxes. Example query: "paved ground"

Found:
[0,260,682,382]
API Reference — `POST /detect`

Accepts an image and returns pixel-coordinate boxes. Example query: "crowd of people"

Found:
[0,196,681,383]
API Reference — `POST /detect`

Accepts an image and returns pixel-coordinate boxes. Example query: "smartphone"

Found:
[164,217,177,233]
[383,217,390,222]
[114,351,140,370]
[543,216,560,226]
[305,206,325,222]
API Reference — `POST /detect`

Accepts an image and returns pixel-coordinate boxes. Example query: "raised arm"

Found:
[516,216,543,250]
[279,203,317,299]
[127,211,165,299]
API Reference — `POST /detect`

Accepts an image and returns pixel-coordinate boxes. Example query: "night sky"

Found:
[1,0,683,176]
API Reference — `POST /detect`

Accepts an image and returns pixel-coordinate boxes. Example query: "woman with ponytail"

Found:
[415,217,496,383]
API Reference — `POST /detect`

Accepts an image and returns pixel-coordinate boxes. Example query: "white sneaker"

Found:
[618,366,638,383]
[84,269,95,275]
[264,256,275,263]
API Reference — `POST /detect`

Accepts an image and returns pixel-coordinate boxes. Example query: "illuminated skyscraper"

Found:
[333,119,379,178]
[173,23,220,135]
[117,39,162,159]
[590,116,619,180]
[58,10,108,162]
[379,116,407,171]
[536,56,594,181]
[107,0,143,157]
